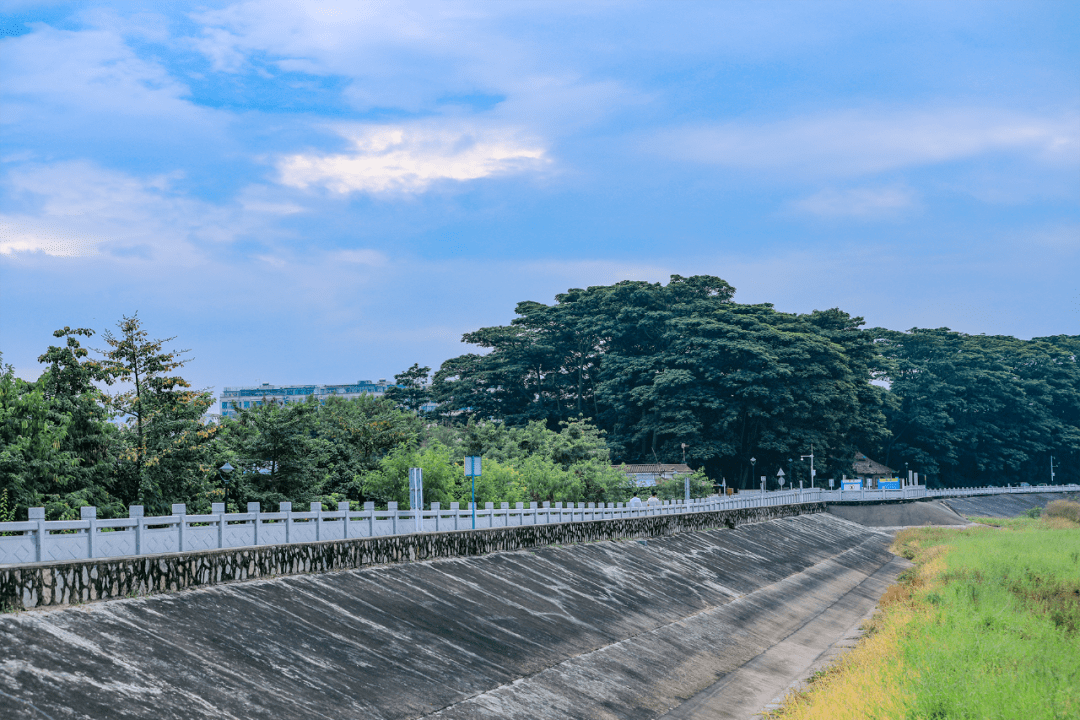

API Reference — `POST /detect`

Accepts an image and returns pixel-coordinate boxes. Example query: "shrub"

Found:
[1022,506,1041,518]
[1044,500,1080,524]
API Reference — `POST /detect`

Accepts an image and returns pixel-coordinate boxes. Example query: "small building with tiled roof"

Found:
[851,452,895,488]
[614,463,694,487]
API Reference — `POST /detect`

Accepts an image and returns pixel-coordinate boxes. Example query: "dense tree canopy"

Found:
[429,276,1077,489]
[872,329,1080,487]
[431,276,889,487]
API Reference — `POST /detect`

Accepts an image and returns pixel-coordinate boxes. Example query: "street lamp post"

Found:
[750,457,757,492]
[219,462,234,511]
[800,446,815,489]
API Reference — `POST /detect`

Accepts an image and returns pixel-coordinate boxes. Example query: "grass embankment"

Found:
[767,501,1080,720]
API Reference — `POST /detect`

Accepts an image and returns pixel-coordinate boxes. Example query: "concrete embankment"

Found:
[940,491,1080,518]
[1,504,809,611]
[0,512,901,720]
[825,499,968,527]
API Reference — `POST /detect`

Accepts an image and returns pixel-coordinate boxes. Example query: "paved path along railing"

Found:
[2,484,1076,566]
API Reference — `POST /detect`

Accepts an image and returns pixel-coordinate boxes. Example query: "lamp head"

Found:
[220,462,234,475]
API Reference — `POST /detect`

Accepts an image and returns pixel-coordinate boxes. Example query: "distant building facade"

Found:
[615,463,695,488]
[219,380,393,419]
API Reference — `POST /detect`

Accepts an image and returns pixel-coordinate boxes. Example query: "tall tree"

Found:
[0,354,75,518]
[98,314,216,509]
[37,327,124,517]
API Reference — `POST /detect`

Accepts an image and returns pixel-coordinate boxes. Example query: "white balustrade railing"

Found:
[1,483,1075,566]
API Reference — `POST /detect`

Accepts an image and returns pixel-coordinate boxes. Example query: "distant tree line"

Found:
[1,277,1076,520]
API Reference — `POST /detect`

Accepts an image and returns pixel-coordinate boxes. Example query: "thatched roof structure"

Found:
[852,452,894,477]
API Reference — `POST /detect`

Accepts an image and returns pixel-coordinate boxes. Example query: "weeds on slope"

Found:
[767,516,1080,720]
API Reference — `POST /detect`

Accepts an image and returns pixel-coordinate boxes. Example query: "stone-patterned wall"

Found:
[1,502,821,611]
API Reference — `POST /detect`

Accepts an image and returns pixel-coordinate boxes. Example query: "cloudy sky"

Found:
[2,0,1077,394]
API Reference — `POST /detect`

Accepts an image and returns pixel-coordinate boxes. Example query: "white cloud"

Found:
[0,224,102,257]
[653,108,1079,178]
[792,186,918,218]
[277,124,548,194]
[0,161,305,263]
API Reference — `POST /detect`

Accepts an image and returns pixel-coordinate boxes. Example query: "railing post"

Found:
[172,504,186,552]
[81,506,97,559]
[29,507,45,562]
[310,502,321,541]
[432,502,441,532]
[248,502,261,545]
[340,501,351,539]
[130,506,144,555]
[365,501,375,537]
[280,502,292,543]
[450,502,459,531]
[213,503,225,548]
[388,502,398,535]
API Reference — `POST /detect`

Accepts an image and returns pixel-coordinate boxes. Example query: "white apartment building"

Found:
[218,380,393,418]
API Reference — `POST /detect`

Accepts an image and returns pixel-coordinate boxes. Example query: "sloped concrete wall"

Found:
[942,491,1080,518]
[0,512,895,720]
[0,502,819,611]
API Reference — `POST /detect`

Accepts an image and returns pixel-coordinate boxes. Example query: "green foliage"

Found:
[421,418,635,503]
[0,354,78,519]
[0,488,15,523]
[433,276,1078,488]
[432,276,886,488]
[216,393,421,509]
[36,328,126,517]
[362,441,462,507]
[98,314,218,512]
[219,396,323,509]
[652,470,714,501]
[6,289,1075,520]
[873,328,1080,487]
[360,419,635,507]
[384,363,432,414]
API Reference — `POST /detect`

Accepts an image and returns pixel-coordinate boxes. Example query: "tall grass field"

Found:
[768,502,1080,720]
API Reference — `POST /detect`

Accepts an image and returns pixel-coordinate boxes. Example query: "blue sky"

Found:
[1,0,1077,394]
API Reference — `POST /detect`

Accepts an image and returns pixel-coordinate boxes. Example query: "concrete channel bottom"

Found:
[1,514,903,720]
[657,554,910,719]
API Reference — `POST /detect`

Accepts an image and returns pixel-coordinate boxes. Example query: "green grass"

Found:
[967,514,1041,529]
[898,524,1080,719]
[770,517,1080,720]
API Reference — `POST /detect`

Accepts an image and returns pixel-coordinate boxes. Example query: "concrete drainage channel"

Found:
[0,505,910,720]
[9,490,1063,720]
